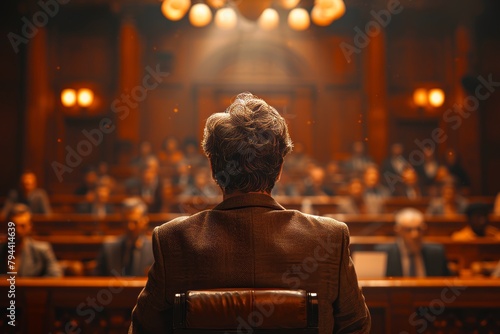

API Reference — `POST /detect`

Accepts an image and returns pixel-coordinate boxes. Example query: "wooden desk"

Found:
[0,278,498,333]
[350,236,500,274]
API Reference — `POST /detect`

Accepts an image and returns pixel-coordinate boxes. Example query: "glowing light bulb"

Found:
[61,89,76,107]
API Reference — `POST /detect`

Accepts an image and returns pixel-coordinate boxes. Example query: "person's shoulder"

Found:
[422,242,446,253]
[155,212,206,233]
[287,210,348,231]
[29,239,54,252]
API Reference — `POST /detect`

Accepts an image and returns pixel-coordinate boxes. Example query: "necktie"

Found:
[409,253,417,277]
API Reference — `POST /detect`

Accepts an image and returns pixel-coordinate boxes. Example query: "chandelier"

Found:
[161,0,346,31]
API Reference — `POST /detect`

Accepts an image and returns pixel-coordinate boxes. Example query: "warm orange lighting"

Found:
[77,88,94,107]
[61,89,76,107]
[278,0,300,9]
[189,3,212,27]
[258,8,279,30]
[206,0,225,8]
[413,88,428,107]
[288,8,310,31]
[428,88,445,107]
[215,7,237,29]
[161,0,191,21]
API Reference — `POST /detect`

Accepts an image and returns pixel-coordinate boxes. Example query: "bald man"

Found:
[376,208,451,277]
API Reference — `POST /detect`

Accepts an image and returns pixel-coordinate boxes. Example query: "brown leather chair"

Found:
[173,288,318,333]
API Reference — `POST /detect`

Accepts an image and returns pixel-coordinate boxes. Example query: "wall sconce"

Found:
[61,88,77,107]
[413,88,445,109]
[61,88,95,108]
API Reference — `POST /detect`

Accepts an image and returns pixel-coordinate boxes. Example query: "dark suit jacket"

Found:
[129,193,370,334]
[375,242,450,277]
[0,238,62,277]
[94,235,154,277]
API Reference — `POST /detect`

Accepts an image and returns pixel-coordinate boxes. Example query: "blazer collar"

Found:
[213,193,285,211]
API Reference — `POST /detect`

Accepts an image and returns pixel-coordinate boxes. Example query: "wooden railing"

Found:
[0,278,498,333]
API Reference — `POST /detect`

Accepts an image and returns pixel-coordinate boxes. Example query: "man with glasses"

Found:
[376,207,451,277]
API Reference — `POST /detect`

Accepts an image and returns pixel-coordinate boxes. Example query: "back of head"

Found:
[202,92,293,194]
[122,197,148,217]
[7,203,32,222]
[395,207,424,227]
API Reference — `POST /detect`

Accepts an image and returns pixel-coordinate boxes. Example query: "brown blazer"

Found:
[129,193,370,334]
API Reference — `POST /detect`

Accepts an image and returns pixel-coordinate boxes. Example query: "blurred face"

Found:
[391,144,403,156]
[442,184,456,202]
[125,207,149,238]
[349,180,364,198]
[402,168,417,186]
[353,141,364,155]
[11,212,32,241]
[395,214,426,254]
[364,168,379,187]
[310,167,325,186]
[469,213,489,236]
[141,168,157,185]
[85,171,98,187]
[21,173,37,193]
[140,142,152,156]
[95,186,110,203]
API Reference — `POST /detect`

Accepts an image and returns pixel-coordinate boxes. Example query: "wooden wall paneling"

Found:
[24,26,52,187]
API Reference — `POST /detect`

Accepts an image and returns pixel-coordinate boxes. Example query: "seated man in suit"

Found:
[2,171,52,217]
[0,204,62,277]
[129,92,371,333]
[94,197,153,276]
[376,207,450,277]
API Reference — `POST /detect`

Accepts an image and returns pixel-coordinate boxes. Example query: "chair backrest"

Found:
[173,288,318,333]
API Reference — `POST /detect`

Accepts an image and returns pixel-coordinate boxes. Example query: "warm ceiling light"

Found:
[206,0,226,8]
[237,0,272,21]
[161,0,191,21]
[428,88,445,107]
[189,3,212,27]
[215,7,237,29]
[278,0,301,9]
[61,89,76,107]
[413,88,428,107]
[288,8,310,31]
[311,5,334,26]
[258,8,280,30]
[77,88,94,107]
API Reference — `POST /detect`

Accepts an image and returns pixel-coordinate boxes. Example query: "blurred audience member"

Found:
[77,182,114,217]
[285,142,311,174]
[492,261,500,278]
[2,171,52,216]
[127,166,163,213]
[324,161,345,195]
[75,167,98,196]
[343,141,374,177]
[443,148,471,194]
[415,147,440,192]
[426,182,468,216]
[180,168,220,197]
[173,162,194,190]
[302,165,335,196]
[381,143,408,190]
[363,165,390,199]
[181,137,207,169]
[95,198,153,276]
[495,192,500,216]
[337,178,385,214]
[394,166,423,199]
[0,204,62,277]
[97,161,116,190]
[376,208,450,277]
[131,141,159,170]
[452,203,500,240]
[159,136,184,167]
